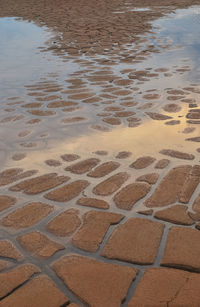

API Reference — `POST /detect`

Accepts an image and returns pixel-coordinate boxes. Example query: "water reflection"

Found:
[0,18,49,96]
[130,8,151,12]
[152,6,200,82]
[113,6,200,88]
[0,7,200,170]
[0,17,78,99]
[5,103,199,172]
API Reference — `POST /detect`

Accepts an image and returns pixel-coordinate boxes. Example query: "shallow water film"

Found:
[0,1,200,306]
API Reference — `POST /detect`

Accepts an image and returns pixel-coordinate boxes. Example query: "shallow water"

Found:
[0,18,50,92]
[1,6,200,306]
[0,17,79,99]
[152,6,200,82]
[130,7,151,12]
[0,7,200,170]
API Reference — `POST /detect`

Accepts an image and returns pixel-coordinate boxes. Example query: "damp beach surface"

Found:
[0,1,200,306]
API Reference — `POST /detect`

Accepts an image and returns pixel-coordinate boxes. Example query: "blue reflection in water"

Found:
[152,6,200,82]
[0,17,79,100]
[155,7,200,46]
[0,7,200,100]
[0,18,51,89]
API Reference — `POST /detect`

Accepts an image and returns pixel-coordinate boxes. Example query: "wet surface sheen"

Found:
[0,8,200,167]
[0,3,200,307]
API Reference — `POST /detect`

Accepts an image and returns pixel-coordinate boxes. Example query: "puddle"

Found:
[152,6,200,82]
[0,6,200,305]
[130,8,151,12]
[0,7,200,169]
[0,17,50,96]
[113,6,200,86]
[0,17,79,100]
[114,6,151,13]
[6,101,198,173]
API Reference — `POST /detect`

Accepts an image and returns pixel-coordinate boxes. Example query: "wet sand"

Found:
[0,0,200,306]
